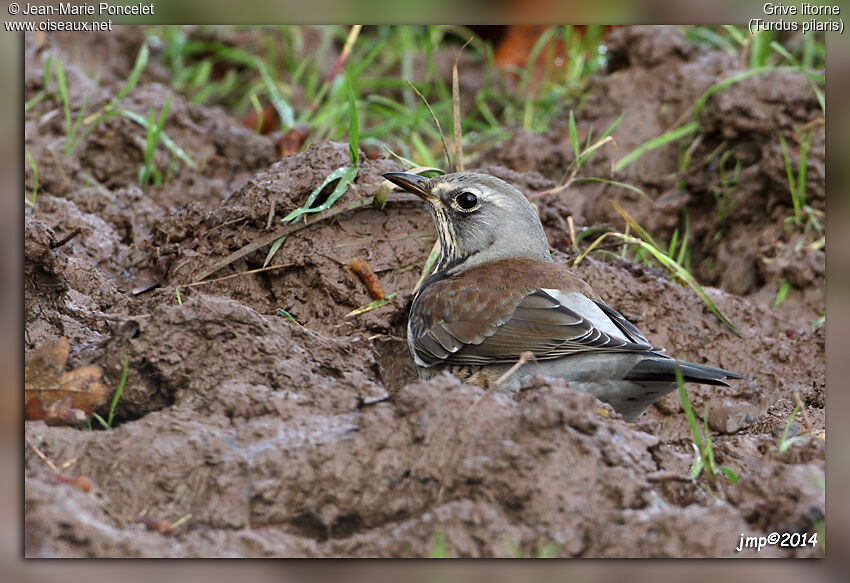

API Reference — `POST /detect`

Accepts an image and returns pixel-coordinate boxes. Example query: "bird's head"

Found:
[383,171,551,274]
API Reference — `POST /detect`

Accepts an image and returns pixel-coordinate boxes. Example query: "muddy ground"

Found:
[24,26,825,557]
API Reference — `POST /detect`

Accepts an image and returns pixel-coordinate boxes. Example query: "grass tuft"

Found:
[676,366,739,498]
[429,531,449,558]
[347,76,360,166]
[25,150,38,207]
[574,201,740,336]
[92,352,129,430]
[780,129,821,234]
[774,278,791,308]
[614,122,699,172]
[778,403,806,452]
[264,165,359,267]
[138,93,173,188]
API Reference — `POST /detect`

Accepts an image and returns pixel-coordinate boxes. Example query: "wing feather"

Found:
[408,259,662,368]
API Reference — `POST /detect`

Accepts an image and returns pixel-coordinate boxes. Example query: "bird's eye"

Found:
[455,192,478,210]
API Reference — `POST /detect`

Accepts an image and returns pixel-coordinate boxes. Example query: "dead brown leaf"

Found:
[279,123,310,157]
[25,337,109,426]
[241,103,278,135]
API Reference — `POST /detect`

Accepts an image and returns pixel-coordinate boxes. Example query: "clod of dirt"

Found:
[100,294,380,420]
[706,397,769,434]
[606,25,696,70]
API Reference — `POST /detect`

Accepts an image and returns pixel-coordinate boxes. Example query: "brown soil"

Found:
[24,26,824,557]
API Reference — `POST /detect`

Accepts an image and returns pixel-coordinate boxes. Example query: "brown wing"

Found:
[409,259,657,367]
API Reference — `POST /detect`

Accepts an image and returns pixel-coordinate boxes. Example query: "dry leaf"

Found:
[241,103,277,135]
[25,337,109,426]
[279,123,310,157]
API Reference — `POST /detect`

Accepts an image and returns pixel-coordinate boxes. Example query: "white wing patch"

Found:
[540,288,630,342]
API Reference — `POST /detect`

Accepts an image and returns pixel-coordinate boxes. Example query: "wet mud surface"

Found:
[25,27,824,557]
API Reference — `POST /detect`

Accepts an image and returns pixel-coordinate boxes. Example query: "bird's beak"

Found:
[383,172,438,203]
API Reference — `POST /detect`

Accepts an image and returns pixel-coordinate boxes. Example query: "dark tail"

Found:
[624,357,745,386]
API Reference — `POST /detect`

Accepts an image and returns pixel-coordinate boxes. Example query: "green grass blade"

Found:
[591,211,740,336]
[109,43,149,110]
[138,107,157,186]
[774,278,791,307]
[347,77,360,166]
[568,110,580,162]
[798,131,812,207]
[577,123,620,166]
[571,231,620,267]
[25,150,38,206]
[614,122,699,172]
[118,109,197,169]
[667,228,679,259]
[429,532,449,558]
[42,54,54,88]
[692,66,795,122]
[345,293,397,318]
[676,365,706,471]
[105,353,130,428]
[769,40,798,67]
[54,57,70,135]
[574,177,650,201]
[690,443,704,479]
[610,199,660,249]
[281,166,358,224]
[518,26,555,96]
[779,403,802,452]
[599,113,624,141]
[686,26,737,54]
[214,45,295,129]
[92,412,110,430]
[263,236,286,268]
[676,213,691,266]
[749,30,774,69]
[778,134,800,223]
[718,466,739,484]
[703,403,716,473]
[249,93,264,134]
[720,25,747,46]
[635,237,740,335]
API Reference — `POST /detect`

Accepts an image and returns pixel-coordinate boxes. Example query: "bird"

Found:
[382,171,744,421]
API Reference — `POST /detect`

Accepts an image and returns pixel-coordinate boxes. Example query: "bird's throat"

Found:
[431,206,461,272]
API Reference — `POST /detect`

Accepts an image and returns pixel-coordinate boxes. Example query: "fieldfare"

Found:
[383,171,743,421]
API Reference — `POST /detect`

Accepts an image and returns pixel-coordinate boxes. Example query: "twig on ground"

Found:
[266,200,276,230]
[792,391,814,435]
[26,437,59,472]
[181,263,297,288]
[193,192,424,282]
[50,227,82,249]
